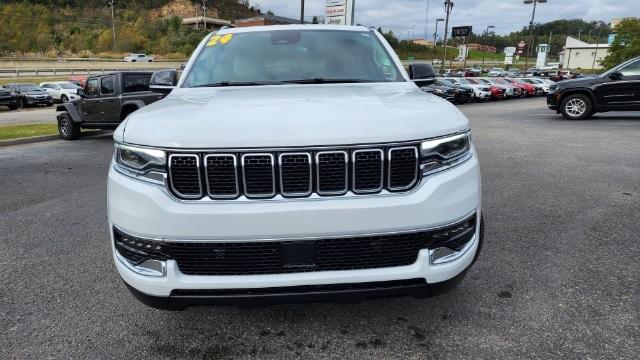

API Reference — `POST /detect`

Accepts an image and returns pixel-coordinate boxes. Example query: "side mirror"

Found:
[609,71,622,80]
[76,88,85,98]
[409,63,436,86]
[150,69,178,95]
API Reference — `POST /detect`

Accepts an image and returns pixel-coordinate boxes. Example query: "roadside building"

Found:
[411,39,434,46]
[559,36,610,69]
[466,43,496,53]
[235,14,306,27]
[181,6,233,30]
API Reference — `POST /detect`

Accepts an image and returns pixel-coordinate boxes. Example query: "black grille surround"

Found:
[167,144,420,200]
[113,213,476,276]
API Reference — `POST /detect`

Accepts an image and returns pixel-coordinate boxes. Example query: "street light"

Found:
[433,18,445,64]
[482,25,495,69]
[441,0,454,73]
[523,0,547,72]
[300,0,305,24]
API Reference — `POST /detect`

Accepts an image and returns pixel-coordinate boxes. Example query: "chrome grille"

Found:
[279,153,312,197]
[388,147,419,191]
[316,151,348,195]
[242,154,275,198]
[167,144,420,200]
[204,154,238,198]
[168,154,202,198]
[352,149,384,193]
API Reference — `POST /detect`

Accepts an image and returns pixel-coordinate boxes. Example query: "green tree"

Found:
[601,19,640,69]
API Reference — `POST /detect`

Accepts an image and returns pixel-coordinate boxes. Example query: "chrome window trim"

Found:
[168,154,203,199]
[316,150,349,196]
[387,146,419,191]
[279,152,313,198]
[203,154,239,199]
[352,149,384,194]
[241,153,276,198]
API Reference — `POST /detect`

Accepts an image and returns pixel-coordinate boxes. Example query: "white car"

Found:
[124,53,155,62]
[443,77,492,101]
[108,25,483,309]
[488,68,506,77]
[39,81,80,103]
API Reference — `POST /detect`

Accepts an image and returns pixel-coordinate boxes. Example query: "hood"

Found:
[122,82,468,148]
[557,76,600,88]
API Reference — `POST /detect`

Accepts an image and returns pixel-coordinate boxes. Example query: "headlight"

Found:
[114,143,166,183]
[420,132,472,175]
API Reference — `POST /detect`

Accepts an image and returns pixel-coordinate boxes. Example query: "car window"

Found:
[101,76,114,95]
[185,30,403,87]
[620,60,640,76]
[86,78,99,96]
[123,74,151,93]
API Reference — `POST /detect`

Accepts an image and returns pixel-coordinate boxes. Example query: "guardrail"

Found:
[0,67,182,78]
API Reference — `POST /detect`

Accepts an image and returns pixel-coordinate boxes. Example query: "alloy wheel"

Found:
[565,98,587,117]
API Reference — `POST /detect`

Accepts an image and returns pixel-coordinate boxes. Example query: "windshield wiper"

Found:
[281,78,378,84]
[192,81,282,87]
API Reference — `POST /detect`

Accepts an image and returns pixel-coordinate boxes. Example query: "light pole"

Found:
[587,29,592,44]
[441,0,453,73]
[482,25,494,69]
[109,0,116,51]
[202,1,207,30]
[592,31,600,69]
[433,18,444,64]
[425,0,430,42]
[577,29,582,41]
[300,0,305,24]
[523,0,547,72]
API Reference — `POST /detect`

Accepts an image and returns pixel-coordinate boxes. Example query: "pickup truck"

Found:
[124,53,155,62]
[56,71,165,140]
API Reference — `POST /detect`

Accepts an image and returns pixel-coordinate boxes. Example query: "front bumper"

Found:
[108,150,482,306]
[547,92,560,110]
[26,96,52,104]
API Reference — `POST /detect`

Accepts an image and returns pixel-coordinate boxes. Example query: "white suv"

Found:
[108,25,483,309]
[124,53,154,62]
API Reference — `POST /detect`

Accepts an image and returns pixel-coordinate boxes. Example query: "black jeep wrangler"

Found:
[547,56,640,120]
[56,71,167,140]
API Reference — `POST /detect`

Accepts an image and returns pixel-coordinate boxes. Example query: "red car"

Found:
[506,78,536,96]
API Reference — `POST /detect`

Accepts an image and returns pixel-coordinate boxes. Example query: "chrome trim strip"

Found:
[114,129,469,153]
[352,149,384,194]
[316,150,349,196]
[387,146,419,191]
[279,152,313,198]
[115,251,166,277]
[168,154,202,199]
[241,153,276,198]
[203,154,239,199]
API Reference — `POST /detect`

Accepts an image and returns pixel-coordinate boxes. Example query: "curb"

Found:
[0,131,107,147]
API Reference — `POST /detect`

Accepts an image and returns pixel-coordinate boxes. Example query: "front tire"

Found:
[560,94,593,120]
[61,94,69,103]
[17,98,25,109]
[57,113,80,140]
[8,103,18,110]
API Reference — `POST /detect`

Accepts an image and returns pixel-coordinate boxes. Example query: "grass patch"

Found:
[0,77,68,86]
[0,123,58,141]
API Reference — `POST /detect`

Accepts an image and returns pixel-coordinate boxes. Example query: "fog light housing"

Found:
[113,227,167,277]
[427,213,477,264]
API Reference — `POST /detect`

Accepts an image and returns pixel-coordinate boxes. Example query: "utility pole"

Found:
[441,0,453,73]
[109,0,116,51]
[577,29,582,41]
[523,0,547,73]
[482,25,494,69]
[300,0,305,24]
[195,3,199,30]
[202,1,207,30]
[425,0,430,42]
[592,31,600,69]
[587,29,592,43]
[351,0,356,25]
[433,18,444,64]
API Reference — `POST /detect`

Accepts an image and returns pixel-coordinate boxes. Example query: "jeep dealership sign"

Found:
[324,0,354,26]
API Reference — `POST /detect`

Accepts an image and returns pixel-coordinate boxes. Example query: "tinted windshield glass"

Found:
[17,84,42,91]
[59,83,79,89]
[184,30,403,87]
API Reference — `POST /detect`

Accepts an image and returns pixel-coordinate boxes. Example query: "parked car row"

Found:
[0,81,83,110]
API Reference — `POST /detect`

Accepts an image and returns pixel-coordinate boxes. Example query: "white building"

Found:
[560,36,610,70]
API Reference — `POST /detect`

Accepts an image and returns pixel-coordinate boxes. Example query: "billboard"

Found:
[324,0,353,26]
[452,26,472,38]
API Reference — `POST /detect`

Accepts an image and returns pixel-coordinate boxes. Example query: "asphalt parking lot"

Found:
[1,97,638,359]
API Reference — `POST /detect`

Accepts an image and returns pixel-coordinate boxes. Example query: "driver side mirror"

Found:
[409,63,437,86]
[150,69,179,95]
[76,88,85,98]
[609,71,623,80]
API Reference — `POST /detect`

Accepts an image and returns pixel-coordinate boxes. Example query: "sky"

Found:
[248,0,639,39]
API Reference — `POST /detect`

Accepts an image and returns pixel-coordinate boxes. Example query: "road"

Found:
[0,106,57,125]
[1,98,639,359]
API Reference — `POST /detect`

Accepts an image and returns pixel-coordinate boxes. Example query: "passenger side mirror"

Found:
[409,63,436,86]
[609,71,623,80]
[76,88,85,98]
[150,69,179,95]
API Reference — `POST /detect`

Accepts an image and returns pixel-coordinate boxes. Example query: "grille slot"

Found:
[168,154,202,198]
[388,147,419,191]
[352,149,384,193]
[242,154,275,198]
[204,154,238,199]
[316,151,348,195]
[279,153,312,197]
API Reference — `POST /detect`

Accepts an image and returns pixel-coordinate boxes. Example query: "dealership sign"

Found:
[452,26,472,38]
[324,0,353,26]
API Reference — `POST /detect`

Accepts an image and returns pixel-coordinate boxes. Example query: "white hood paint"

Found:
[121,82,468,149]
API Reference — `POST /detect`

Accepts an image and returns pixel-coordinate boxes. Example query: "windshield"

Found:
[17,84,42,91]
[59,83,79,89]
[184,29,404,87]
[457,79,472,85]
[438,79,455,86]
